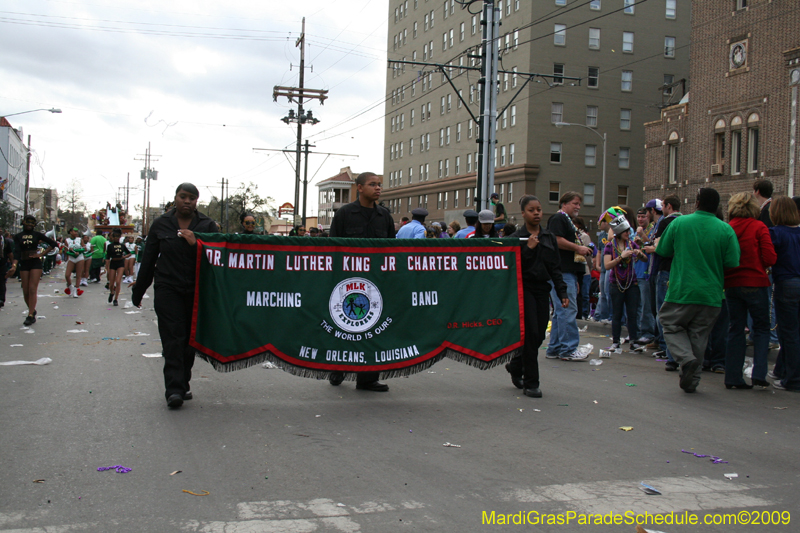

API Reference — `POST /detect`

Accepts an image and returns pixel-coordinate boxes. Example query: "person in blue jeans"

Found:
[767,196,800,392]
[634,208,656,343]
[594,218,612,322]
[653,195,682,370]
[546,192,593,361]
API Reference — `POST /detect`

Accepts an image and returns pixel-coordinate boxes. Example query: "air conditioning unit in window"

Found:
[711,164,723,175]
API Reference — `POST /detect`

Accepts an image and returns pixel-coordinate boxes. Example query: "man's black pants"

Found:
[154,286,195,400]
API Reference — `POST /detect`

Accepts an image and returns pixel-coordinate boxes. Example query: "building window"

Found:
[586,105,598,127]
[442,32,447,51]
[748,127,759,173]
[467,153,472,172]
[439,128,444,146]
[555,0,566,5]
[666,0,677,18]
[455,156,460,174]
[410,138,414,155]
[410,109,415,126]
[663,74,674,96]
[500,145,507,166]
[624,0,635,14]
[550,142,562,163]
[456,123,462,142]
[549,182,561,203]
[438,160,443,178]
[446,126,451,144]
[585,145,597,166]
[589,28,600,49]
[664,36,675,57]
[501,109,508,129]
[511,105,517,126]
[619,147,630,169]
[444,191,448,209]
[731,130,742,174]
[468,120,473,138]
[447,94,452,112]
[623,31,634,53]
[425,163,429,180]
[471,15,477,35]
[409,167,413,184]
[551,102,564,123]
[588,66,599,87]
[554,63,564,85]
[454,190,459,208]
[736,0,748,10]
[621,70,632,91]
[513,30,519,48]
[440,96,445,115]
[554,24,566,46]
[445,159,450,176]
[507,182,513,203]
[668,144,678,184]
[620,108,631,130]
[714,131,725,166]
[590,0,601,10]
[584,184,595,205]
[617,186,629,205]
[466,187,471,207]
[509,143,515,164]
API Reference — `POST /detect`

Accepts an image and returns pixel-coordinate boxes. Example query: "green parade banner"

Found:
[190,234,524,379]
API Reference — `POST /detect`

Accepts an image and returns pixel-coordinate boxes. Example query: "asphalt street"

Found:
[0,265,798,533]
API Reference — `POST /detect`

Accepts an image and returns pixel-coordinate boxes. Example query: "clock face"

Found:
[730,42,747,69]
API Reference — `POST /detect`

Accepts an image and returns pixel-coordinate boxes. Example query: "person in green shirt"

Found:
[655,188,740,393]
[89,230,107,283]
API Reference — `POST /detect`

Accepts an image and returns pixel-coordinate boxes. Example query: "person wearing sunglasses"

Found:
[240,213,257,234]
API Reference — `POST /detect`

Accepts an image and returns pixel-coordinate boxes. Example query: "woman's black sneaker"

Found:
[23,315,35,326]
[108,293,113,303]
[113,300,118,306]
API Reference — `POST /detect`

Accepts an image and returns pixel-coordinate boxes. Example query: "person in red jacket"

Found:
[724,192,777,389]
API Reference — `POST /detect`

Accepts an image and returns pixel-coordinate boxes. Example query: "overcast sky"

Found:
[0,0,389,219]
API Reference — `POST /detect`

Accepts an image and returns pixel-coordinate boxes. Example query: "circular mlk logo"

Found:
[329,277,383,333]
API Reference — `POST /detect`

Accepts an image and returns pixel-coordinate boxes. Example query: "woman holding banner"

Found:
[132,183,219,409]
[506,196,568,398]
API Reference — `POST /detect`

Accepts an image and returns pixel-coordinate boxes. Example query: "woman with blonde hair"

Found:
[768,196,800,392]
[724,192,776,389]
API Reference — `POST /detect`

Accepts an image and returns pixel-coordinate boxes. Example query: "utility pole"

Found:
[273,18,328,227]
[476,1,499,212]
[302,140,312,226]
[23,135,31,217]
[134,143,160,233]
[219,177,226,231]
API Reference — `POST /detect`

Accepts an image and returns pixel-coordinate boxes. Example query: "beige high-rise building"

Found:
[382,0,690,229]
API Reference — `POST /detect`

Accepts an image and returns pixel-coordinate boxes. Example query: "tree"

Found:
[58,178,88,232]
[206,182,277,233]
[0,200,15,232]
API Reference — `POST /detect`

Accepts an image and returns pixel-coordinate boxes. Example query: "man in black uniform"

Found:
[132,183,219,408]
[328,172,395,392]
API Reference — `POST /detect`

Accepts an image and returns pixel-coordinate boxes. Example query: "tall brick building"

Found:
[644,0,800,211]
[383,0,690,229]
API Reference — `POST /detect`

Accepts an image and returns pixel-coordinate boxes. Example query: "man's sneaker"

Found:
[80,279,88,287]
[64,286,71,296]
[636,337,653,345]
[622,336,630,344]
[631,343,646,353]
[769,343,780,350]
[653,350,666,358]
[561,351,588,361]
[646,341,660,349]
[665,361,679,371]
[767,370,780,380]
[599,319,611,325]
[772,381,796,391]
[545,353,560,359]
[712,365,725,374]
[606,343,622,354]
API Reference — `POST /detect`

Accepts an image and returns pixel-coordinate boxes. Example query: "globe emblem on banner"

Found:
[329,278,383,333]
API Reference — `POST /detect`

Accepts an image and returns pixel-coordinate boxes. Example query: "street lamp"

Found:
[0,108,62,119]
[555,121,607,210]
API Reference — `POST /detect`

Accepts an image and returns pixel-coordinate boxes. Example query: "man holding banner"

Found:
[328,172,396,391]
